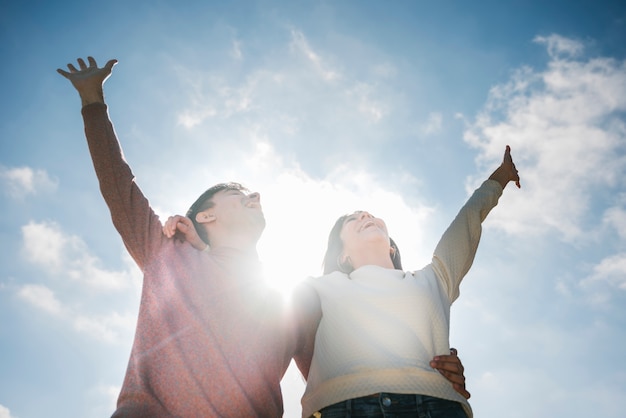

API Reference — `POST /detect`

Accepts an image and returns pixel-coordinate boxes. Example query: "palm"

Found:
[57,56,117,93]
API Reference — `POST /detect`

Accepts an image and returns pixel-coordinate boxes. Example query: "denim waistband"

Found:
[313,393,468,418]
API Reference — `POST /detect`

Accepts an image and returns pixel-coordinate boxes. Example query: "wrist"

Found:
[80,89,105,107]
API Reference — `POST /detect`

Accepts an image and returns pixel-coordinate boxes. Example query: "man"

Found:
[58,56,469,417]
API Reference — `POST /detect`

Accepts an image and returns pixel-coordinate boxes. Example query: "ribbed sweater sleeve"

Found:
[81,103,163,271]
[431,179,503,302]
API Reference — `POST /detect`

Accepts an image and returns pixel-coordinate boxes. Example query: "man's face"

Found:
[210,189,266,233]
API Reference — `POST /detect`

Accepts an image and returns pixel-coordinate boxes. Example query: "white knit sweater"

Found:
[301,180,503,418]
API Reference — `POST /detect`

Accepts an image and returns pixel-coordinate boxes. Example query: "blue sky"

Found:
[1,1,626,417]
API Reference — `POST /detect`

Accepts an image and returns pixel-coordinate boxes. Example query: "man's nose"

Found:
[248,192,261,202]
[358,211,373,220]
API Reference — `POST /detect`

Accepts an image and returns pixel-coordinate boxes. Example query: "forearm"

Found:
[431,180,502,299]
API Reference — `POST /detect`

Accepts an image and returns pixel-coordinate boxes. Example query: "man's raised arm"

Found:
[58,57,163,270]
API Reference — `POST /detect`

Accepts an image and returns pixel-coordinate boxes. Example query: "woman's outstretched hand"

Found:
[489,145,521,189]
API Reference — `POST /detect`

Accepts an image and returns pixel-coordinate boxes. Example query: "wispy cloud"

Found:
[534,34,585,58]
[15,282,136,343]
[21,221,136,290]
[420,112,443,135]
[15,221,140,343]
[230,39,243,60]
[174,28,391,144]
[18,284,65,316]
[0,165,58,199]
[289,29,339,81]
[582,252,626,290]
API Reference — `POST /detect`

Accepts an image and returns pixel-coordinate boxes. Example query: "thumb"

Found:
[104,59,118,71]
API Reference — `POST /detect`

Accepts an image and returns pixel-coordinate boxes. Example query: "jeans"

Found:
[315,393,468,418]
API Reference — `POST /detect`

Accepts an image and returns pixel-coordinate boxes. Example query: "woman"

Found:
[294,145,520,418]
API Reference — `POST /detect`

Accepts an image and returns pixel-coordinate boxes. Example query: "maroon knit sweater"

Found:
[82,103,299,417]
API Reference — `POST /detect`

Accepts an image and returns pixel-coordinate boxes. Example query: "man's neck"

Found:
[210,236,259,257]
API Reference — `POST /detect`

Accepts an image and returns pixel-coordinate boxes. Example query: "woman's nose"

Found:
[248,192,261,202]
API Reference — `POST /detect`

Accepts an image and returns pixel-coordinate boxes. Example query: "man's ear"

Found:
[195,210,216,225]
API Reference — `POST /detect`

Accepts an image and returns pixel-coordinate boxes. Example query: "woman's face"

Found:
[339,211,390,257]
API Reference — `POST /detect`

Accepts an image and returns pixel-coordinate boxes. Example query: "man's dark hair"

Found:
[186,182,249,245]
[322,212,402,275]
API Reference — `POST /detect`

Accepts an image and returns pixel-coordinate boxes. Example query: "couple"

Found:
[58,57,519,417]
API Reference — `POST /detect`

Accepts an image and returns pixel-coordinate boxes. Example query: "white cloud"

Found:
[0,165,58,199]
[289,29,339,81]
[463,36,626,242]
[347,82,387,123]
[17,284,65,316]
[420,112,443,135]
[230,39,243,60]
[175,69,253,128]
[73,311,136,344]
[16,221,140,343]
[16,281,136,343]
[0,403,16,418]
[21,221,134,291]
[21,221,66,270]
[534,34,585,59]
[170,28,398,164]
[603,205,626,239]
[583,253,626,290]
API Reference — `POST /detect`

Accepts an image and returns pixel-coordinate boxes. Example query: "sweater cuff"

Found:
[483,179,504,197]
[81,102,108,116]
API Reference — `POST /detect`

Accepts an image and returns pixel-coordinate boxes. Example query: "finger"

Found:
[77,58,87,70]
[431,357,464,373]
[453,383,471,399]
[104,59,118,71]
[450,347,458,356]
[512,163,521,188]
[67,63,78,73]
[57,68,70,78]
[87,56,97,68]
[436,368,465,384]
[433,354,463,366]
[165,216,179,236]
[434,361,464,375]
[176,221,190,233]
